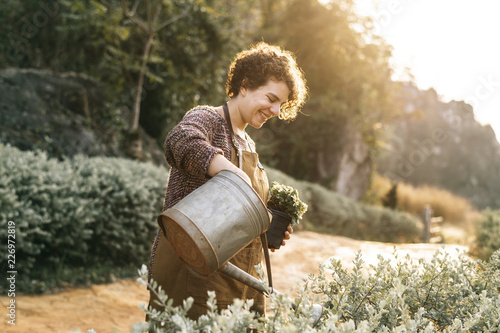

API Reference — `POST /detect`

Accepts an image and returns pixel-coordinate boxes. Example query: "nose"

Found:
[270,103,280,117]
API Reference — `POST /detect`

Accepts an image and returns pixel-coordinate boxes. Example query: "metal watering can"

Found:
[158,170,323,325]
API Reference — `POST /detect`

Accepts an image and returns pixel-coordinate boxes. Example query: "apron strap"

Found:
[223,103,274,292]
[223,103,243,168]
[223,103,240,151]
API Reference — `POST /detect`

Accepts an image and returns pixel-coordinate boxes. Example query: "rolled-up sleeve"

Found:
[165,109,224,176]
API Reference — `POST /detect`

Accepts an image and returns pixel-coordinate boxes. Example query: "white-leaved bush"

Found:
[135,249,500,332]
[0,143,168,293]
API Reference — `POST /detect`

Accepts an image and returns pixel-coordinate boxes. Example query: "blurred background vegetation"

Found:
[1,0,500,292]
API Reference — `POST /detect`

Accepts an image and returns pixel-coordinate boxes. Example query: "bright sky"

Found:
[352,0,500,140]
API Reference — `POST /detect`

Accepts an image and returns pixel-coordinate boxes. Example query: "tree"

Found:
[120,0,189,134]
[116,0,193,158]
[0,0,262,155]
[382,183,398,209]
[250,0,397,188]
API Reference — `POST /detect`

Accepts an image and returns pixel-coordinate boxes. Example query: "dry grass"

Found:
[396,182,478,226]
[370,174,481,245]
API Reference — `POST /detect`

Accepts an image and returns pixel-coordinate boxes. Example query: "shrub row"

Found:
[0,143,167,293]
[0,143,422,294]
[139,248,500,332]
[266,168,423,243]
[474,209,500,260]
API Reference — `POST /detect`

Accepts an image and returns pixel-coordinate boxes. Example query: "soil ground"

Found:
[1,231,469,333]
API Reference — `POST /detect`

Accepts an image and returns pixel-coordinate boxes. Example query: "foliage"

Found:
[382,183,398,209]
[475,209,500,260]
[0,68,129,160]
[267,181,308,226]
[136,249,500,332]
[0,142,425,295]
[368,173,479,229]
[397,182,479,229]
[0,0,258,143]
[251,0,396,185]
[0,1,61,69]
[0,0,399,188]
[314,249,500,332]
[266,168,423,243]
[0,143,167,293]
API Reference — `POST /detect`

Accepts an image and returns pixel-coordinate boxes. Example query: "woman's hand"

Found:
[270,225,293,252]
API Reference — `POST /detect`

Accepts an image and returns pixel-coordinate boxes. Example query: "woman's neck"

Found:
[225,100,247,137]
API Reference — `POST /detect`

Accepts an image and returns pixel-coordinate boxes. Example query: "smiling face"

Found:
[238,79,291,130]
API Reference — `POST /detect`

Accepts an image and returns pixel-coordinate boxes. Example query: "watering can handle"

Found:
[260,233,273,291]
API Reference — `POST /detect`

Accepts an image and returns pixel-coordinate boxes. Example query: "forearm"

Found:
[207,153,251,184]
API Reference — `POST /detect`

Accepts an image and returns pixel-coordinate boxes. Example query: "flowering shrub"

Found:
[267,181,308,226]
[135,249,500,332]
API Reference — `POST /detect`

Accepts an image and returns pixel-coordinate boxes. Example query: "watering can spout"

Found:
[219,262,324,326]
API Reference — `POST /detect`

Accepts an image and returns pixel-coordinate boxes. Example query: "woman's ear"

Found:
[239,79,248,96]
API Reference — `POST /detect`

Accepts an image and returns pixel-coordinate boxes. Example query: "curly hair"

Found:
[225,42,307,121]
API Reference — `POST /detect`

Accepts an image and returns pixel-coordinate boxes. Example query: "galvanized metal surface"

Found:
[159,170,271,277]
[220,262,324,326]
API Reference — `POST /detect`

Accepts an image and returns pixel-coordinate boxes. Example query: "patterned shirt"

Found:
[162,105,250,211]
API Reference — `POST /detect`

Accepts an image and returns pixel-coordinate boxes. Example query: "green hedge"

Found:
[0,143,423,294]
[266,168,423,243]
[0,143,167,293]
[475,209,500,260]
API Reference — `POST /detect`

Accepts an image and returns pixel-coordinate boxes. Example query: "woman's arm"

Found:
[207,153,251,184]
[165,108,224,177]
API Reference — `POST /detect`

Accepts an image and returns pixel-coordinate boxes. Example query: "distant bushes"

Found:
[0,143,424,294]
[474,209,500,260]
[369,174,479,228]
[0,143,167,293]
[266,169,423,243]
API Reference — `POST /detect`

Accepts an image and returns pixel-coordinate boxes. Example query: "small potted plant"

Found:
[266,182,308,249]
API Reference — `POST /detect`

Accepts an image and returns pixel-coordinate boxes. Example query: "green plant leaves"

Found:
[267,181,308,226]
[0,143,168,293]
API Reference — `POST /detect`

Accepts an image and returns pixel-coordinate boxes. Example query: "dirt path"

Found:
[1,231,469,333]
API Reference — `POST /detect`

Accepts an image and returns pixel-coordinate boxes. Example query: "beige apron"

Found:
[148,108,269,320]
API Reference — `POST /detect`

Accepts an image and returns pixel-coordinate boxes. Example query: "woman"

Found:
[147,42,307,321]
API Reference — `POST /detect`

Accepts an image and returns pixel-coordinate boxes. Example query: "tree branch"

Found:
[152,3,162,26]
[121,0,149,32]
[155,5,191,31]
[146,0,152,29]
[130,0,140,15]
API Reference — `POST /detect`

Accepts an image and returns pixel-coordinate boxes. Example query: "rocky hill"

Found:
[376,83,500,210]
[0,68,165,166]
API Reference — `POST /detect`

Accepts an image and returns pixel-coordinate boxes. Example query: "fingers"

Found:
[283,228,292,240]
[269,226,294,251]
[281,226,294,247]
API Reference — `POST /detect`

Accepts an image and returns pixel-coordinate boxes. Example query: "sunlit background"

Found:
[3,1,500,331]
[352,0,500,140]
